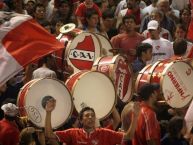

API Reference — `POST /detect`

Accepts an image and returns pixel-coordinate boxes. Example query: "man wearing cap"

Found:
[142,20,173,64]
[132,83,161,145]
[0,103,20,145]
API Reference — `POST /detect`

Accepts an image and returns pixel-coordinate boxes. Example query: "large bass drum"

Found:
[65,71,116,120]
[92,54,133,103]
[65,32,113,73]
[135,59,193,108]
[17,78,73,129]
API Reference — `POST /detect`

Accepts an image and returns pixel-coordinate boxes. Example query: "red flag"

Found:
[0,12,63,85]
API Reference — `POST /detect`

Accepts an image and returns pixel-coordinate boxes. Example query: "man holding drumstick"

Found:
[44,99,140,145]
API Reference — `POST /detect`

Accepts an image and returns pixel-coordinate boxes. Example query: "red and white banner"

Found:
[0,12,63,85]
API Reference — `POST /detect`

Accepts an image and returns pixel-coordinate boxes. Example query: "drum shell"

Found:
[92,55,133,103]
[135,59,193,108]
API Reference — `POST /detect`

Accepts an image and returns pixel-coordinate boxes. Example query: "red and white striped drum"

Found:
[92,55,133,103]
[17,78,73,128]
[65,71,116,120]
[135,59,193,108]
[66,32,113,73]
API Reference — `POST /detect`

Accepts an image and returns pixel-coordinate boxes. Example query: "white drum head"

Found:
[71,71,116,120]
[23,78,73,128]
[95,33,113,56]
[162,61,193,108]
[66,32,101,72]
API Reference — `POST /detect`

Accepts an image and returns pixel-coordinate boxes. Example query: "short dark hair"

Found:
[168,116,184,138]
[122,15,136,24]
[79,107,95,121]
[85,9,99,20]
[102,9,114,19]
[138,83,160,101]
[136,43,153,57]
[173,39,187,55]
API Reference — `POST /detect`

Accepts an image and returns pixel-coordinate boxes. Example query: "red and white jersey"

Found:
[143,37,174,64]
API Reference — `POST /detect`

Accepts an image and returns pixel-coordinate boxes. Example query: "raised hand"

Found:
[45,98,56,112]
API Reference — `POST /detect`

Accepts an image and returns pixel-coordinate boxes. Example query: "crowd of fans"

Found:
[0,0,193,145]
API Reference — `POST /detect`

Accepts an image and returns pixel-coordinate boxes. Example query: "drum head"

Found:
[95,33,113,56]
[66,32,101,72]
[69,71,116,120]
[161,61,193,108]
[18,78,73,129]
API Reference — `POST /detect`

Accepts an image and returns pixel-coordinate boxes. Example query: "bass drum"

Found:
[17,78,73,129]
[92,54,133,103]
[135,59,193,108]
[66,32,114,73]
[65,71,116,120]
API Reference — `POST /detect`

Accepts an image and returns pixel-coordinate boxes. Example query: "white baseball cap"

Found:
[147,20,159,30]
[1,103,18,117]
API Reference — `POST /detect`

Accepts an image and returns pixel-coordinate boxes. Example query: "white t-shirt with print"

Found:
[143,37,174,64]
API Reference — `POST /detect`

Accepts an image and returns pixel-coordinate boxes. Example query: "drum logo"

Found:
[68,36,97,70]
[115,59,131,102]
[27,106,42,123]
[69,49,94,61]
[167,71,190,100]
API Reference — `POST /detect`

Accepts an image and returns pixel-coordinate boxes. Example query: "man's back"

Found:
[132,102,160,145]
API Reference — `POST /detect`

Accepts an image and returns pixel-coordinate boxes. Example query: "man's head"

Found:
[136,43,153,61]
[138,83,160,106]
[173,39,187,56]
[34,3,46,20]
[122,15,136,32]
[85,9,99,28]
[79,107,96,129]
[174,24,187,39]
[157,0,170,14]
[147,20,160,39]
[102,9,115,29]
[150,9,164,23]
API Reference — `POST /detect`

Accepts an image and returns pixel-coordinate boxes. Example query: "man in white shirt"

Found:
[142,20,174,64]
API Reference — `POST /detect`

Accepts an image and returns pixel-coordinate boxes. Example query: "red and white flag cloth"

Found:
[0,12,63,85]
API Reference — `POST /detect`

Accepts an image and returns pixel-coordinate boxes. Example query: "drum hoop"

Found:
[21,78,73,129]
[160,61,193,108]
[92,56,105,71]
[90,32,103,56]
[69,70,117,120]
[148,61,162,83]
[67,32,102,71]
[95,33,114,50]
[17,80,39,116]
[135,64,151,92]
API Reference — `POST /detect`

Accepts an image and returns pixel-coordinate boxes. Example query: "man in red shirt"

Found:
[75,0,103,29]
[0,103,20,145]
[111,15,145,63]
[44,98,141,145]
[132,83,161,145]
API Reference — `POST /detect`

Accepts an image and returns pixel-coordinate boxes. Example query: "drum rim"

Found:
[95,33,114,56]
[66,70,117,120]
[160,61,193,108]
[67,32,102,72]
[135,64,152,93]
[18,78,73,129]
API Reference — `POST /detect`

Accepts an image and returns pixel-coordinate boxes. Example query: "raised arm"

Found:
[123,102,140,140]
[44,98,59,145]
